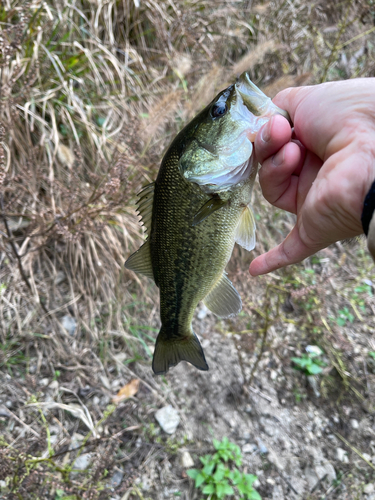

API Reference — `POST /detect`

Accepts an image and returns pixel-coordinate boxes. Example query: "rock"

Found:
[49,380,59,390]
[335,447,349,463]
[350,419,359,429]
[72,453,92,471]
[69,433,85,450]
[315,462,336,483]
[307,375,320,398]
[61,315,77,336]
[155,405,180,434]
[242,443,257,454]
[272,484,284,499]
[242,430,251,441]
[304,467,319,491]
[0,406,10,418]
[181,451,194,468]
[54,271,66,285]
[108,468,124,488]
[257,439,268,455]
[364,483,375,495]
[141,474,152,491]
[40,378,50,387]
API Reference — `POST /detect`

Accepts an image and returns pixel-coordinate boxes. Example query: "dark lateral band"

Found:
[361,179,375,236]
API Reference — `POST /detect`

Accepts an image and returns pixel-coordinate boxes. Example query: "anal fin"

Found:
[152,328,209,375]
[235,205,256,251]
[125,240,154,281]
[203,273,242,318]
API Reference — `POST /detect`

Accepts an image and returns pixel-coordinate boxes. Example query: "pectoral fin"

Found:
[152,328,209,375]
[125,240,154,281]
[193,197,227,226]
[203,273,242,318]
[235,205,256,251]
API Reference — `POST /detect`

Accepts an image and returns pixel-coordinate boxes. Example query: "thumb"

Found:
[249,222,322,276]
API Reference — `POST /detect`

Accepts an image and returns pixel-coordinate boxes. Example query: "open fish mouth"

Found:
[186,151,255,192]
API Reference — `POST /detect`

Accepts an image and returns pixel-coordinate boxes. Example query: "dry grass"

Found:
[0,0,375,498]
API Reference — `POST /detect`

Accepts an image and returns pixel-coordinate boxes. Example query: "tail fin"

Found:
[152,328,209,375]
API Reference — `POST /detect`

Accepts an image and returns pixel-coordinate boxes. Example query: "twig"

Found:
[335,432,375,471]
[5,408,40,438]
[276,469,299,495]
[0,194,50,315]
[246,385,273,403]
[0,195,33,293]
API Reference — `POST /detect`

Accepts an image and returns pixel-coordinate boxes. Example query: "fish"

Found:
[125,72,290,375]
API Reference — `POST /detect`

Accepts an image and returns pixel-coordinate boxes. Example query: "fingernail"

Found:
[272,148,284,167]
[260,117,273,143]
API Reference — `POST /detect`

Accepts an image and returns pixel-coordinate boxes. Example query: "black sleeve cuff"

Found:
[361,179,375,236]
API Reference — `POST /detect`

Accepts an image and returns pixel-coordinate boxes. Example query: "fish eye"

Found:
[211,102,228,118]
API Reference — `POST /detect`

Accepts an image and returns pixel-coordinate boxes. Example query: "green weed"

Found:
[335,307,355,326]
[291,347,327,376]
[187,437,261,500]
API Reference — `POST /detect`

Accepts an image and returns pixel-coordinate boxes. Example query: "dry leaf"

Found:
[112,379,140,404]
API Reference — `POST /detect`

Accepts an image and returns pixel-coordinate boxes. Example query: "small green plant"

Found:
[336,307,355,326]
[369,352,375,360]
[187,437,261,500]
[291,346,326,375]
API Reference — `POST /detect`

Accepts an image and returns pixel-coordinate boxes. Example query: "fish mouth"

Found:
[189,154,255,192]
[235,72,292,126]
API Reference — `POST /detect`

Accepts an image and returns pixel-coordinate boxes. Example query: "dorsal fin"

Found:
[136,182,155,235]
[235,205,256,251]
[203,273,242,318]
[125,240,154,281]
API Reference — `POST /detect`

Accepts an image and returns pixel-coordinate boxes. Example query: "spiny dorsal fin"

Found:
[125,240,154,281]
[192,197,227,226]
[235,205,256,251]
[136,182,155,235]
[203,273,242,318]
[152,328,209,375]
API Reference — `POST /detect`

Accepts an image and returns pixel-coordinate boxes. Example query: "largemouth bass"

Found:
[126,72,289,375]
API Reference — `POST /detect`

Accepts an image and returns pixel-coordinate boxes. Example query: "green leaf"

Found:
[307,364,323,375]
[214,464,225,481]
[369,352,375,360]
[202,484,215,494]
[202,461,215,476]
[195,473,206,489]
[187,469,198,480]
[223,484,234,495]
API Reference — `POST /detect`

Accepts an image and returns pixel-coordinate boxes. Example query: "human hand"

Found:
[249,79,375,276]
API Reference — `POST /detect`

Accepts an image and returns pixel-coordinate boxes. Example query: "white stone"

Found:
[61,315,77,336]
[335,447,349,463]
[181,451,194,468]
[49,380,59,390]
[155,405,180,434]
[350,419,359,429]
[72,453,92,470]
[364,483,375,495]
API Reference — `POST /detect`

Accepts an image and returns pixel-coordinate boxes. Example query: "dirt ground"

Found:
[1,233,375,500]
[1,0,375,499]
